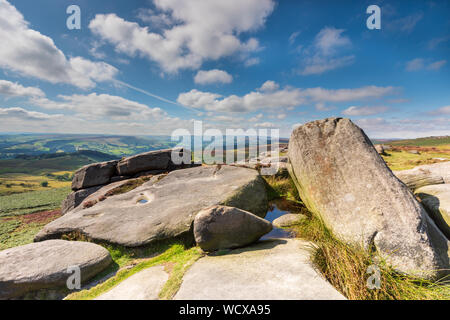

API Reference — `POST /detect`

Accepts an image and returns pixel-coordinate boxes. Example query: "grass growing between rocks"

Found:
[264,174,450,300]
[291,213,450,300]
[64,240,203,300]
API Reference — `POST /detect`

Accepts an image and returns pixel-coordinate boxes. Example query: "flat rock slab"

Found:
[35,165,268,247]
[174,239,345,300]
[416,184,450,239]
[0,240,112,299]
[95,266,168,300]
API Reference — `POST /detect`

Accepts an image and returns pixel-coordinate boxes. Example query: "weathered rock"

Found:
[273,213,305,228]
[35,165,268,247]
[288,118,449,278]
[72,160,118,190]
[394,167,444,191]
[95,266,168,300]
[416,184,450,240]
[61,185,102,214]
[0,240,112,299]
[406,162,450,184]
[116,149,171,176]
[194,205,272,251]
[116,148,190,176]
[408,150,420,155]
[174,239,346,300]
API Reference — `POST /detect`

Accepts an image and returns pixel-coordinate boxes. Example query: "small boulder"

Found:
[416,184,450,239]
[273,213,305,228]
[72,160,118,190]
[0,240,112,299]
[194,205,272,252]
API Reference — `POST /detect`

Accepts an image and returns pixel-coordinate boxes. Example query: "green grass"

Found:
[264,176,450,300]
[381,150,450,171]
[263,175,300,202]
[0,210,62,250]
[65,243,203,300]
[0,187,71,217]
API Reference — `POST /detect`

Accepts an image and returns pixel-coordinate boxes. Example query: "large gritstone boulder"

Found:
[415,184,450,240]
[288,118,449,279]
[71,160,118,190]
[194,205,272,252]
[61,185,103,214]
[35,165,268,247]
[0,240,112,299]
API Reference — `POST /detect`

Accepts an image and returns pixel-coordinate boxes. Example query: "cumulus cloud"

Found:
[89,0,275,73]
[0,107,62,120]
[177,81,396,113]
[0,0,118,89]
[0,80,44,98]
[299,27,354,75]
[406,58,447,71]
[32,93,167,121]
[194,69,233,85]
[342,105,389,116]
[428,105,450,116]
[354,117,450,139]
[258,80,279,92]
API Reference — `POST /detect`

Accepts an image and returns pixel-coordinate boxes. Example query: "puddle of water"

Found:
[262,200,297,240]
[137,199,148,204]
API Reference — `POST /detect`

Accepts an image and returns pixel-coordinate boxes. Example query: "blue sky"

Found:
[0,0,449,138]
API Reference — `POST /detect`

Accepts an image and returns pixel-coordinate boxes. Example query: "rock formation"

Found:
[288,117,449,278]
[194,205,272,251]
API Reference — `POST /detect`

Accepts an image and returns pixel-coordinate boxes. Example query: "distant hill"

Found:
[0,150,117,176]
[0,134,176,159]
[378,136,450,147]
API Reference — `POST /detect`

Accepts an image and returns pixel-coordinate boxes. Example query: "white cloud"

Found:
[178,83,395,113]
[386,13,423,33]
[0,0,118,89]
[258,80,279,92]
[255,122,276,128]
[406,58,447,71]
[342,105,389,116]
[89,0,275,73]
[31,93,167,121]
[354,117,450,139]
[0,80,44,98]
[289,31,301,45]
[299,27,354,75]
[0,107,62,120]
[194,69,233,85]
[428,105,450,116]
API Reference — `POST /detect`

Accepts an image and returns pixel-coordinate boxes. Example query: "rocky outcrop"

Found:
[394,167,444,191]
[288,118,449,279]
[72,160,118,191]
[405,162,450,184]
[0,240,112,299]
[194,205,272,252]
[174,239,346,300]
[63,148,196,213]
[272,213,305,228]
[35,165,268,247]
[416,184,450,239]
[61,185,103,214]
